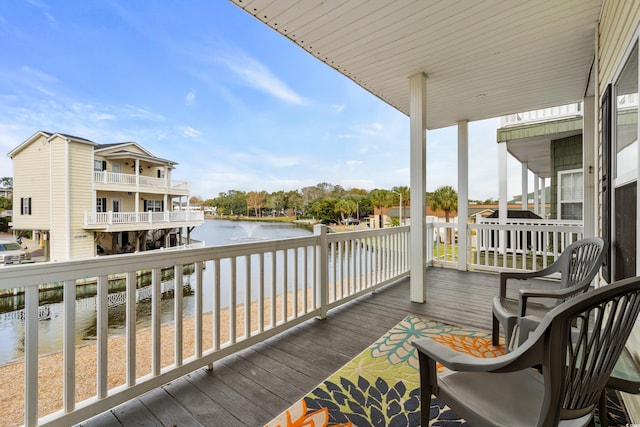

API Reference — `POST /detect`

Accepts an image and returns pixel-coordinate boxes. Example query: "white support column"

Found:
[457,120,468,271]
[540,177,546,219]
[521,162,528,210]
[498,142,508,221]
[583,96,596,237]
[409,73,427,302]
[533,172,540,215]
[498,142,508,254]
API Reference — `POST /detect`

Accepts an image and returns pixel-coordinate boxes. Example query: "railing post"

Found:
[315,224,328,319]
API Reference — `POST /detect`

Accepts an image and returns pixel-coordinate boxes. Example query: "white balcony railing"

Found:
[0,225,410,427]
[500,102,582,127]
[426,219,583,272]
[84,210,204,227]
[93,171,189,192]
[0,219,585,426]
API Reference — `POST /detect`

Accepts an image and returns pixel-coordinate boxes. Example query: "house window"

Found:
[157,169,165,178]
[96,197,107,213]
[558,169,583,220]
[94,160,107,172]
[144,200,163,212]
[20,197,32,215]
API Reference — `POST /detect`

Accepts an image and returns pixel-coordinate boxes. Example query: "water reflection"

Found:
[0,219,313,365]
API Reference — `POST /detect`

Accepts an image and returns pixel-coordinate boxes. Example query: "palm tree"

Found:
[390,186,409,224]
[428,186,458,243]
[334,199,357,223]
[369,189,389,228]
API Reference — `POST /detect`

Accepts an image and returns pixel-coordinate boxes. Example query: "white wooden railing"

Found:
[427,219,583,272]
[84,210,204,227]
[93,171,189,192]
[500,102,582,126]
[0,224,409,427]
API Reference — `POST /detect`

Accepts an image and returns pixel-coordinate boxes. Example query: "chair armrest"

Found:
[519,284,593,316]
[499,265,561,296]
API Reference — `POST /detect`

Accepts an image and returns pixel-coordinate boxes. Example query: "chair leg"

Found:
[598,389,609,427]
[492,314,500,346]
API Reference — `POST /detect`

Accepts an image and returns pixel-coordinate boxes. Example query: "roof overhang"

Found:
[99,150,177,168]
[231,0,602,130]
[498,115,584,178]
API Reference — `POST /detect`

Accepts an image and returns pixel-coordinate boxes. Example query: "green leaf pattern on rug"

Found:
[370,315,489,371]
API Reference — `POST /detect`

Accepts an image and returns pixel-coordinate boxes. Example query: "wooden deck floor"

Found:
[80,267,552,427]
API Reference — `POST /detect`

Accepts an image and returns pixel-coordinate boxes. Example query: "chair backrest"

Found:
[533,276,640,426]
[558,237,606,288]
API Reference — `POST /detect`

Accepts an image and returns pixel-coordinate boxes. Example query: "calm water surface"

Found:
[0,219,312,364]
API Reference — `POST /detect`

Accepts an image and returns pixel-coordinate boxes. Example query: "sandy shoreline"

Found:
[0,291,309,426]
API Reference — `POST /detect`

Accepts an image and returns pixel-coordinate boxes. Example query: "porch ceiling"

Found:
[230,0,602,130]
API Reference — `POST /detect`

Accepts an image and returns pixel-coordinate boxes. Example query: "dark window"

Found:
[96,197,107,213]
[20,197,32,215]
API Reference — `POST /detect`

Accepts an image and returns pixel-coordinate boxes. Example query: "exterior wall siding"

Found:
[550,134,583,219]
[69,143,94,259]
[597,1,640,421]
[11,134,51,230]
[49,136,69,261]
[597,0,640,238]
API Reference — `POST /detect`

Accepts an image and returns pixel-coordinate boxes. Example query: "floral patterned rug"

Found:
[265,314,630,427]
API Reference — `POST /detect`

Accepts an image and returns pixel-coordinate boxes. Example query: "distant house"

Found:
[498,105,583,220]
[0,186,12,199]
[8,131,204,261]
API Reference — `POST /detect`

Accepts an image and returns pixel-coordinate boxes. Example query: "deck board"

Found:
[78,268,556,426]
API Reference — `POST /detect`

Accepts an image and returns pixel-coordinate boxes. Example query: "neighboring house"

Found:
[7,131,204,261]
[0,186,12,199]
[498,104,584,220]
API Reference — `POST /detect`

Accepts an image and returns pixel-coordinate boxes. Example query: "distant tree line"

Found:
[188,183,493,224]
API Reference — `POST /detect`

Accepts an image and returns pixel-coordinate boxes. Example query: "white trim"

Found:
[521,162,528,210]
[557,168,584,220]
[457,120,468,271]
[583,95,596,238]
[409,72,427,302]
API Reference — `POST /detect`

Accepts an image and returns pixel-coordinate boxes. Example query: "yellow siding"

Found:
[69,142,94,259]
[11,134,51,230]
[98,144,147,157]
[49,136,69,261]
[45,136,95,260]
[95,190,139,211]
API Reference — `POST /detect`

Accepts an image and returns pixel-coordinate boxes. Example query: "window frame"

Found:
[557,168,583,220]
[20,197,32,215]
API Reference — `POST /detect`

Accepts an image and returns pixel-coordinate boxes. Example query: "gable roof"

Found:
[7,131,97,158]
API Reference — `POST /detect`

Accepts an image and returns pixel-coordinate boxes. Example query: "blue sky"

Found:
[0,0,523,201]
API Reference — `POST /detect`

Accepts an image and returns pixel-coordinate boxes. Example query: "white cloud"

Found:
[217,51,304,105]
[185,90,195,105]
[361,122,383,135]
[123,105,165,121]
[21,66,57,83]
[346,160,362,166]
[181,126,201,138]
[91,113,116,121]
[265,155,300,168]
[332,103,345,113]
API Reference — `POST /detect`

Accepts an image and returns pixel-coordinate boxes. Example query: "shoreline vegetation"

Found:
[1,290,308,426]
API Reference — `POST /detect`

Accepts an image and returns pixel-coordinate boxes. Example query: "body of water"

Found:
[0,219,313,364]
